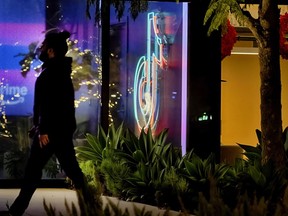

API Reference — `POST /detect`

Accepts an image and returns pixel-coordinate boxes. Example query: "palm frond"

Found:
[204,0,246,36]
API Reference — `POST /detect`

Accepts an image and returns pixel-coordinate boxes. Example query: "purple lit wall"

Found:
[0,0,100,125]
[0,0,45,116]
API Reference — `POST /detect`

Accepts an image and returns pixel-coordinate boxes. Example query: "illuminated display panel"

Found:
[0,1,45,116]
[110,2,188,152]
[0,0,100,128]
[0,0,100,180]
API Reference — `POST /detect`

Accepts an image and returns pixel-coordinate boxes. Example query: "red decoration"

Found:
[221,14,288,60]
[221,20,237,60]
[280,13,288,60]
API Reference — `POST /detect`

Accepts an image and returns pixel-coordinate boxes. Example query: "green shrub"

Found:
[100,158,131,197]
[74,124,288,214]
[195,178,288,216]
[79,160,99,191]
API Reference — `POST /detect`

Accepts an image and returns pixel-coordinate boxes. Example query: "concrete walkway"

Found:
[0,189,187,216]
[0,188,79,216]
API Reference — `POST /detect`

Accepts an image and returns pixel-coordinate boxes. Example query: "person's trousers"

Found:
[9,132,85,216]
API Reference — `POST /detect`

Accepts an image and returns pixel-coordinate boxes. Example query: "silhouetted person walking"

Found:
[7,30,87,216]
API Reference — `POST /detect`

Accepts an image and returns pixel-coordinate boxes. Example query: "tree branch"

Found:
[241,9,263,44]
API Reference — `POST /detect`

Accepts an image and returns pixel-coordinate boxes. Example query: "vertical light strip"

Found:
[147,13,153,93]
[181,3,188,156]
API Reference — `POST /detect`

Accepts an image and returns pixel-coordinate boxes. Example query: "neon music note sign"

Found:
[133,12,169,132]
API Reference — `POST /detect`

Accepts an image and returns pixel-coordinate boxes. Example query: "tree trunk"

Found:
[258,1,286,168]
[100,0,110,133]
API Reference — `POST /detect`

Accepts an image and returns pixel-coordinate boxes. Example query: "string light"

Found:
[66,39,122,124]
[12,37,122,125]
[0,77,12,138]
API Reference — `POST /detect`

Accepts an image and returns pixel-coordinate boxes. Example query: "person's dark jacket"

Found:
[33,57,76,135]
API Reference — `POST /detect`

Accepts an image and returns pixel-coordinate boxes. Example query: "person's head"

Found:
[39,30,71,62]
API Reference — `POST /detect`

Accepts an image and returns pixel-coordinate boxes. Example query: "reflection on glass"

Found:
[0,0,188,180]
[110,2,188,150]
[0,0,100,180]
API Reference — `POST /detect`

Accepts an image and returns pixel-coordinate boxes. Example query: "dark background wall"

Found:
[187,0,221,161]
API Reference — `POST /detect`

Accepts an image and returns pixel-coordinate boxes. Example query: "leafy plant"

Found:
[3,148,29,179]
[75,123,129,195]
[174,153,231,212]
[117,127,185,207]
[75,124,188,211]
[195,177,288,216]
[79,160,99,191]
[75,123,236,213]
[4,149,60,179]
[86,0,149,24]
[43,155,61,178]
[75,123,125,166]
[119,127,181,171]
[215,129,288,211]
[100,158,131,197]
[74,124,288,214]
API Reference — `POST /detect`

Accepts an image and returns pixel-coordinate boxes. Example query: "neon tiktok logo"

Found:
[134,12,169,132]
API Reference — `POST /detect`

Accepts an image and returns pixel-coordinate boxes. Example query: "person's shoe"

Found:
[0,211,11,216]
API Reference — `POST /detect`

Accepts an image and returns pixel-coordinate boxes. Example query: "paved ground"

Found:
[0,188,79,216]
[0,189,186,216]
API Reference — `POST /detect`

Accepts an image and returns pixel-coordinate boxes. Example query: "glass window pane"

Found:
[0,0,100,180]
[0,0,46,179]
[110,2,188,153]
[0,0,188,181]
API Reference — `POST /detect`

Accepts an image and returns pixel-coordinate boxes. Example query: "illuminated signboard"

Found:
[104,2,188,152]
[0,0,45,116]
